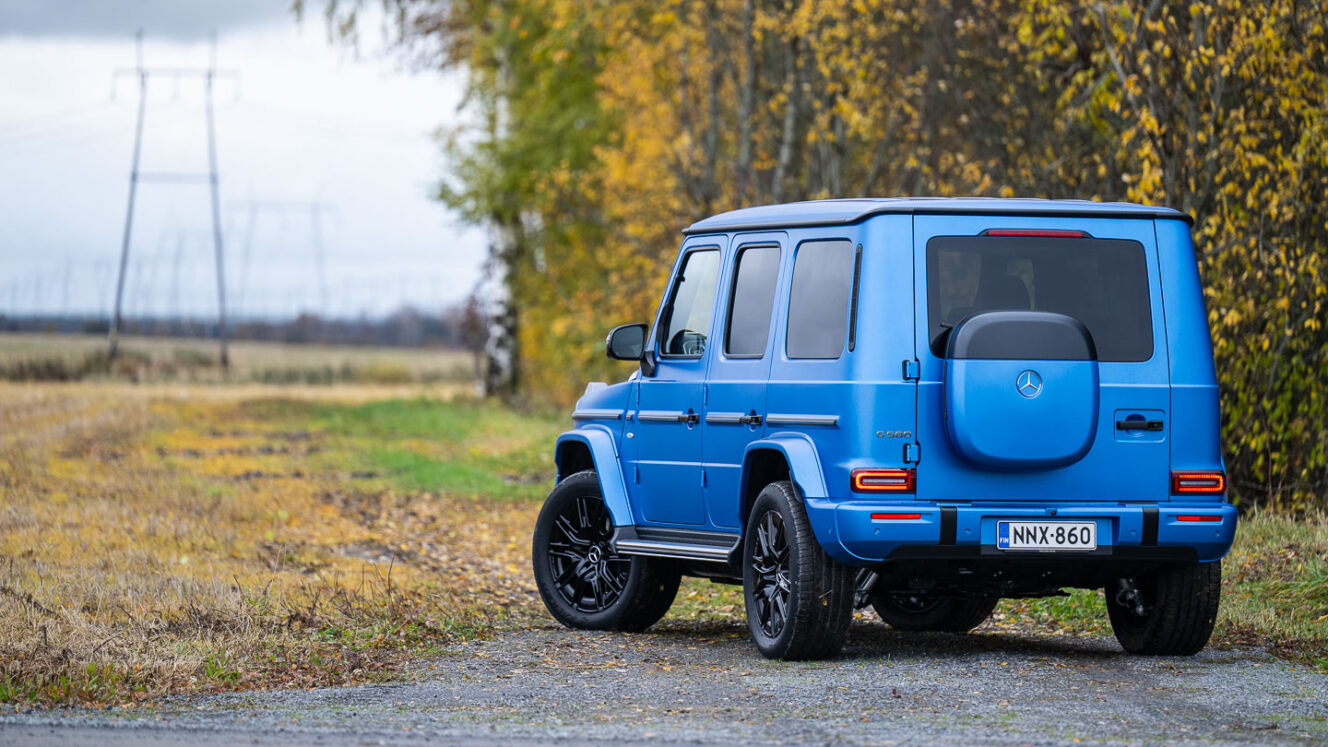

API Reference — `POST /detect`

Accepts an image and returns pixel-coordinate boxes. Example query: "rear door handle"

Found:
[679,412,700,425]
[739,414,763,426]
[1116,419,1164,432]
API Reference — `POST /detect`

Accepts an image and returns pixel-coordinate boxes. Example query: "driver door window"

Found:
[659,249,721,357]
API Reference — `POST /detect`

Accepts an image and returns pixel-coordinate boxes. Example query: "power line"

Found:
[226,200,335,318]
[107,30,238,368]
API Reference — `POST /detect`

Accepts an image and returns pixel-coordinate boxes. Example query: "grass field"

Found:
[0,333,475,385]
[1,381,1325,706]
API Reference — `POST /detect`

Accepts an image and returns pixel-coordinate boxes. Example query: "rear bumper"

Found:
[804,498,1237,567]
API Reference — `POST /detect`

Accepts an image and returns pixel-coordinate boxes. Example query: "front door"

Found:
[628,241,725,526]
[702,235,784,529]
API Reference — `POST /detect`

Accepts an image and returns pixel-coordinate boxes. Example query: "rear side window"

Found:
[725,246,781,357]
[926,236,1153,362]
[659,248,721,357]
[787,239,855,359]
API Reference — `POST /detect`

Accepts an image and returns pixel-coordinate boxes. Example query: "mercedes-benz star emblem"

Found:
[1017,370,1043,398]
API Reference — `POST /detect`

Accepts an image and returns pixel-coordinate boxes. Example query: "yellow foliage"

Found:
[435,0,1328,507]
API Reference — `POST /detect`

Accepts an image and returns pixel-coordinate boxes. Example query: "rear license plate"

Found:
[996,521,1097,551]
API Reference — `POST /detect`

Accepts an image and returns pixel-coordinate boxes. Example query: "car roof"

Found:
[682,197,1191,234]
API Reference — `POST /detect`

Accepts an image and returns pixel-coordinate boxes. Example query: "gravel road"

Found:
[4,620,1327,746]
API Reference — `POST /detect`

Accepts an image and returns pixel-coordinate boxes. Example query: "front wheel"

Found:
[1105,561,1221,655]
[743,481,855,660]
[871,593,999,633]
[532,471,681,631]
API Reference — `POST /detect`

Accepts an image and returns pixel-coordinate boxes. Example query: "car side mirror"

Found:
[606,323,648,361]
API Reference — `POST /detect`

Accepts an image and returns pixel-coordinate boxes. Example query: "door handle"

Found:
[678,412,700,425]
[739,414,763,426]
[1116,419,1164,432]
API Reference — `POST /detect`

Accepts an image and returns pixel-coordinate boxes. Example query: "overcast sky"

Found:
[0,0,486,320]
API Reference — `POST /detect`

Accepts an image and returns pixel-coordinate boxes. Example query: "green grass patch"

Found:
[239,396,564,501]
[363,446,525,497]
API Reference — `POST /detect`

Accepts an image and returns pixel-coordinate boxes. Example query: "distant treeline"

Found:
[0,303,486,350]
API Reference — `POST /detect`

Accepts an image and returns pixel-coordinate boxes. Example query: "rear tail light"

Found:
[981,228,1090,238]
[1171,471,1226,495]
[851,468,915,494]
[1176,515,1223,522]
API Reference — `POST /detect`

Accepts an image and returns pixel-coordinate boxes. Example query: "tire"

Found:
[1105,561,1221,656]
[532,471,682,632]
[871,593,999,633]
[742,480,855,660]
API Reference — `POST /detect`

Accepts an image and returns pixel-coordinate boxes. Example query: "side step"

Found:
[612,526,740,563]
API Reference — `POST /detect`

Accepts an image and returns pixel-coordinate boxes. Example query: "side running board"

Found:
[612,526,740,563]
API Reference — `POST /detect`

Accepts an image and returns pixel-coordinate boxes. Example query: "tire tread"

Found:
[746,481,854,660]
[1107,561,1220,656]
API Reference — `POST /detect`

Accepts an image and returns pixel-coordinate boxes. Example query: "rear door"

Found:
[912,214,1171,503]
[703,233,784,529]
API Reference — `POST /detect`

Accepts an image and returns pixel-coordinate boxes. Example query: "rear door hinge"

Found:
[902,359,920,381]
[903,443,920,463]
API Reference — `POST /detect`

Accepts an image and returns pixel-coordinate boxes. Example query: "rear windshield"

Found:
[926,235,1153,362]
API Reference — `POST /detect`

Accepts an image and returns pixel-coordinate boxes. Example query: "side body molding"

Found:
[742,434,829,501]
[554,426,634,527]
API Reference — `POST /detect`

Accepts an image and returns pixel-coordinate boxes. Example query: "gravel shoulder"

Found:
[5,620,1327,746]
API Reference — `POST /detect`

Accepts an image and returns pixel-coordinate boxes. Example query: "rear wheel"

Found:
[871,593,999,633]
[532,471,681,631]
[743,481,855,660]
[1105,561,1221,655]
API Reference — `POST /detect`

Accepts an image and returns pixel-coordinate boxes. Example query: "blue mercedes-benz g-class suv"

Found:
[532,198,1237,660]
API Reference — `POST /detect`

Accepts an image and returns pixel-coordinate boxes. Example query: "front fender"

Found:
[743,434,828,500]
[554,427,633,527]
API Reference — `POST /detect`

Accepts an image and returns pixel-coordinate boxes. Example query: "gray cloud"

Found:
[0,0,293,41]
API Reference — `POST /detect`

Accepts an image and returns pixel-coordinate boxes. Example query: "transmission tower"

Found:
[107,30,237,367]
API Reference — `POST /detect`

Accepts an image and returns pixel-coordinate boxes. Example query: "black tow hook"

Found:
[1115,577,1149,617]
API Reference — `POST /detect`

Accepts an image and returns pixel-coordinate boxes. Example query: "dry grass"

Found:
[0,383,554,706]
[1,380,1323,707]
[0,333,475,385]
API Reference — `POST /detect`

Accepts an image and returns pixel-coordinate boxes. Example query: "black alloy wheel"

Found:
[742,480,854,660]
[532,470,682,631]
[749,510,792,638]
[545,492,630,613]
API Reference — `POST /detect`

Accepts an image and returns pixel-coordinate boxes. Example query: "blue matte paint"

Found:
[913,214,1173,503]
[554,427,634,527]
[744,436,829,500]
[1154,219,1225,478]
[704,232,785,529]
[944,358,1099,469]
[557,198,1235,571]
[623,236,728,526]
